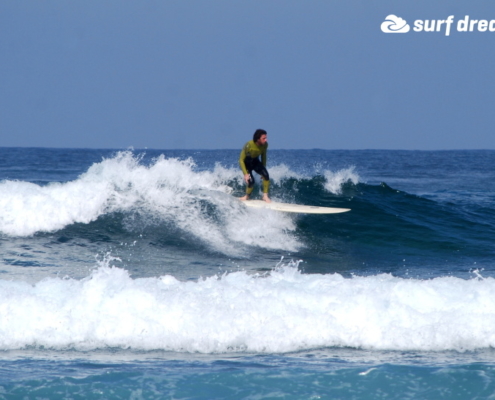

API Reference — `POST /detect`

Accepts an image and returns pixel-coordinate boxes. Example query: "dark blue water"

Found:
[1,148,495,398]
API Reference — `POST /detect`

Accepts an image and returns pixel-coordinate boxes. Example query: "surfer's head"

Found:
[253,129,267,145]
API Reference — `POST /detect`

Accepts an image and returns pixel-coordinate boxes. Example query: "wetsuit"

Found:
[239,140,270,195]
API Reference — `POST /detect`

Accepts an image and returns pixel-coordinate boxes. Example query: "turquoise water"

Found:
[1,148,495,398]
[3,351,495,399]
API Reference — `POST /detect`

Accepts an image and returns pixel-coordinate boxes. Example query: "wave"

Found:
[0,259,494,353]
[0,152,359,256]
[2,151,492,260]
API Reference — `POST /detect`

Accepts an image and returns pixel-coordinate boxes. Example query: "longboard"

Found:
[242,200,350,214]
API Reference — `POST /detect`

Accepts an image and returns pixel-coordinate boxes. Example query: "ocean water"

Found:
[1,147,495,399]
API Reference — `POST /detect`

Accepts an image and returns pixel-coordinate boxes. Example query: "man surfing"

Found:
[239,129,271,203]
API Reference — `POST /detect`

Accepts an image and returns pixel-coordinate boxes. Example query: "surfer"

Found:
[239,129,271,203]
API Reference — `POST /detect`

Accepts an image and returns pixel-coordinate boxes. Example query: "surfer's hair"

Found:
[253,129,267,142]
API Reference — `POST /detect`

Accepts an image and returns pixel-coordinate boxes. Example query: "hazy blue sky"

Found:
[1,1,494,150]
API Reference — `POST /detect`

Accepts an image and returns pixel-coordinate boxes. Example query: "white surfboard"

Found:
[242,200,350,214]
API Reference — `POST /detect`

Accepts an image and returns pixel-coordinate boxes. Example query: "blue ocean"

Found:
[1,147,495,399]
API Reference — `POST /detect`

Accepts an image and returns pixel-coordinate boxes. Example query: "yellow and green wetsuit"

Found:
[239,140,270,195]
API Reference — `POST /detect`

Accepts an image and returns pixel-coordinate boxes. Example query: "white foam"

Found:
[1,261,495,353]
[324,167,360,194]
[267,163,304,185]
[0,152,300,255]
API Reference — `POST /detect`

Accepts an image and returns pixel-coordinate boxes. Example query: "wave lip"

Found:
[324,167,360,194]
[1,263,495,353]
[0,178,111,237]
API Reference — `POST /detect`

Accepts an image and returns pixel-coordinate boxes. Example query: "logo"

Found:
[381,15,410,33]
[381,15,495,36]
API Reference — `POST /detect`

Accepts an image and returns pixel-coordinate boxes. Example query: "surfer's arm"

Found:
[261,144,267,167]
[239,145,248,175]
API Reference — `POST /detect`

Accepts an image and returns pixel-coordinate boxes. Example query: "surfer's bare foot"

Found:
[239,195,249,201]
[262,194,271,203]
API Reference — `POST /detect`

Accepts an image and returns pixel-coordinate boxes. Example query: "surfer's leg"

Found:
[240,166,255,200]
[246,171,255,195]
[253,162,270,202]
[239,179,254,200]
[240,182,253,200]
[261,179,271,202]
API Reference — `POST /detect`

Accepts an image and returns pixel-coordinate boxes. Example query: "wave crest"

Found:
[323,167,360,195]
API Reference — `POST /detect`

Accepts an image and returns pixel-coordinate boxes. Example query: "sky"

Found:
[1,0,494,150]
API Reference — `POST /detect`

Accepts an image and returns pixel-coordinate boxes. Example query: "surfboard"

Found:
[241,200,350,214]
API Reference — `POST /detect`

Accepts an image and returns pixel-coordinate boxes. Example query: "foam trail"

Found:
[1,261,495,353]
[324,167,360,194]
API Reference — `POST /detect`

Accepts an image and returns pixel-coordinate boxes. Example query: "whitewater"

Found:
[1,260,495,353]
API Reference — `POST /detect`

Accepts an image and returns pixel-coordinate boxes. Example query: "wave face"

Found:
[1,261,494,353]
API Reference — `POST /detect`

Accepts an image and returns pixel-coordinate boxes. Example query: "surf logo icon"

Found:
[381,15,410,33]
